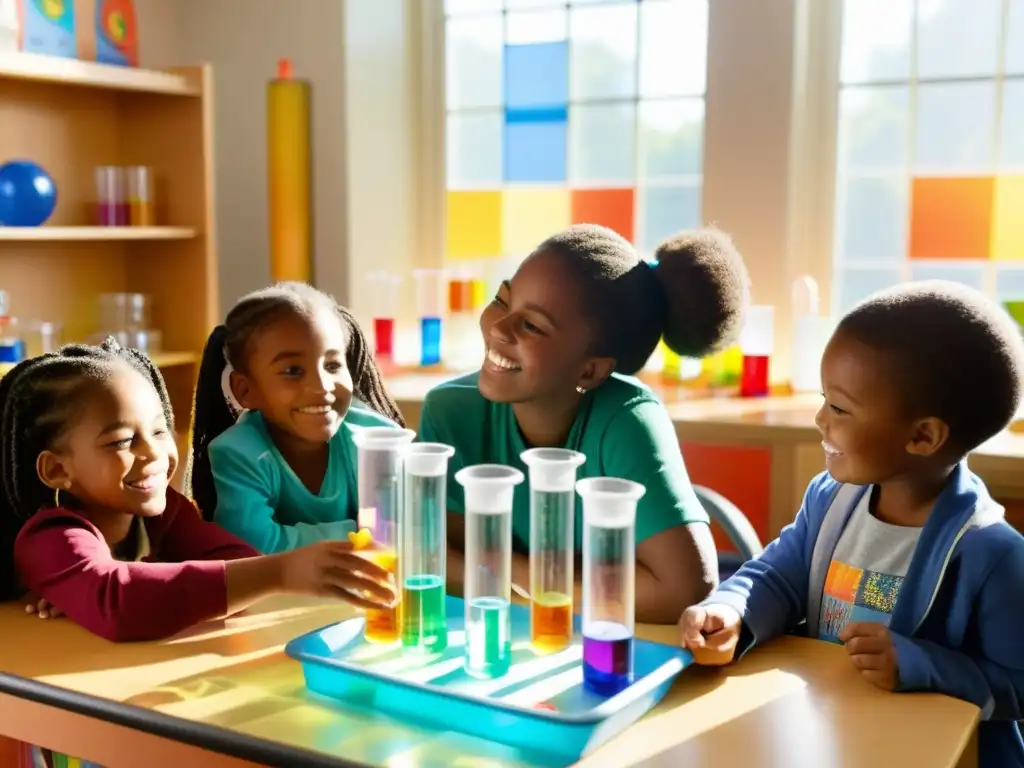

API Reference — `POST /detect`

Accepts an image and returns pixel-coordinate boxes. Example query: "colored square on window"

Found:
[446,191,502,259]
[505,118,567,183]
[991,175,1024,261]
[502,188,570,255]
[570,188,635,242]
[909,176,994,259]
[505,41,569,109]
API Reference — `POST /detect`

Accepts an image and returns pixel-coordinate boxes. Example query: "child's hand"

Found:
[678,603,742,665]
[281,540,397,610]
[24,595,63,619]
[838,621,898,691]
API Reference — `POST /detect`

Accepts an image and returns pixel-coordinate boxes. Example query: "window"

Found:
[832,0,1024,316]
[443,0,709,295]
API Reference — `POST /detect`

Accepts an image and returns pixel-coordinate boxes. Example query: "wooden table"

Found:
[0,597,979,768]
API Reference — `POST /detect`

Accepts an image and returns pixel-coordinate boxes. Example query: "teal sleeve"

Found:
[209,441,356,554]
[600,399,708,543]
[418,398,464,515]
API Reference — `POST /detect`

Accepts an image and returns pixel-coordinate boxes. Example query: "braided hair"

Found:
[187,281,404,520]
[0,339,174,600]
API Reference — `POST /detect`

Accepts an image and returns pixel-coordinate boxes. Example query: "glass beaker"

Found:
[352,426,416,644]
[456,464,524,678]
[401,442,455,653]
[577,477,646,696]
[521,447,585,653]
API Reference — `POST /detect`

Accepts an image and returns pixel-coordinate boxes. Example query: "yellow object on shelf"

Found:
[267,57,312,283]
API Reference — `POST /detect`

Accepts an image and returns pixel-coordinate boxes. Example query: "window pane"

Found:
[1008,0,1024,74]
[639,0,708,97]
[506,9,568,43]
[505,42,569,108]
[839,0,912,84]
[909,263,985,291]
[569,3,638,100]
[638,98,704,179]
[836,86,909,173]
[447,112,503,188]
[448,0,502,13]
[915,82,997,172]
[447,16,503,109]
[505,0,565,8]
[917,0,1001,79]
[834,176,908,262]
[996,266,1024,300]
[997,267,1024,340]
[639,185,701,253]
[505,119,568,182]
[834,268,902,315]
[1001,81,1024,170]
[570,102,636,184]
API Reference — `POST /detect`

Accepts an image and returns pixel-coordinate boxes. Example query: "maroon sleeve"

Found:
[14,508,231,643]
[155,490,260,562]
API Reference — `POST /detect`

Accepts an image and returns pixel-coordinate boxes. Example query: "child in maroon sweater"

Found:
[1,340,396,642]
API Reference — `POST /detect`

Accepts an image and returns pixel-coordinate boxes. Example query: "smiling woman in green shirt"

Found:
[419,225,750,624]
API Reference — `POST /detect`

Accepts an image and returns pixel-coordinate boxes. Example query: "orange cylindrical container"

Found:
[267,58,313,283]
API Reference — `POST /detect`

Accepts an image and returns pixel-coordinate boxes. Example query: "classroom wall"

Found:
[133,0,423,317]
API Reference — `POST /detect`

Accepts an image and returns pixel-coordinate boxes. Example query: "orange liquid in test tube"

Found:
[362,546,401,644]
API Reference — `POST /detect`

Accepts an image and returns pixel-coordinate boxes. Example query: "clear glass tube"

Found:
[352,426,416,645]
[456,464,524,678]
[577,477,646,696]
[521,447,585,653]
[401,442,454,654]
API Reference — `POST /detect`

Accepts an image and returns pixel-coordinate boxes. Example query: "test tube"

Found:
[456,464,524,678]
[366,271,402,364]
[126,166,154,226]
[401,442,455,653]
[738,305,775,397]
[577,477,646,696]
[352,426,417,645]
[414,268,445,366]
[521,448,585,653]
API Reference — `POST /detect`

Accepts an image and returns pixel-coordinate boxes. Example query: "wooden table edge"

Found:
[0,673,362,768]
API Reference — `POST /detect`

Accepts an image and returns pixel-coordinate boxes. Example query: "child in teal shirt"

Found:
[187,282,406,553]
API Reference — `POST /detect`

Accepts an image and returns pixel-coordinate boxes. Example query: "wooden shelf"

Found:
[0,226,197,242]
[0,52,199,96]
[1,59,215,431]
[150,352,199,368]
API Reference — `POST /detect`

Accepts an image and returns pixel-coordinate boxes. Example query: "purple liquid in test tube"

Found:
[577,477,646,696]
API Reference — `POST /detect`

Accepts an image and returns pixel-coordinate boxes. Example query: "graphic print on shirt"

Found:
[819,560,905,643]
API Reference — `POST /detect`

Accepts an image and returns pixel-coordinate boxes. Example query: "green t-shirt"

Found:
[208,402,397,554]
[418,372,708,551]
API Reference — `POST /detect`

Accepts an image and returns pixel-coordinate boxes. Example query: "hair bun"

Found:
[652,228,750,358]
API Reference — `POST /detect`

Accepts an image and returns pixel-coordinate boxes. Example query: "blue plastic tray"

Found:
[285,596,691,763]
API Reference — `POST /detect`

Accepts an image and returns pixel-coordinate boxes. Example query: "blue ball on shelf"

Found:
[0,160,59,227]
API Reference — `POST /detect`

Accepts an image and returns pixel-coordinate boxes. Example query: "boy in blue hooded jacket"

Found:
[681,281,1024,768]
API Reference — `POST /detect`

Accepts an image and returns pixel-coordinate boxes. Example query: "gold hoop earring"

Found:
[53,482,69,508]
[575,385,586,395]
